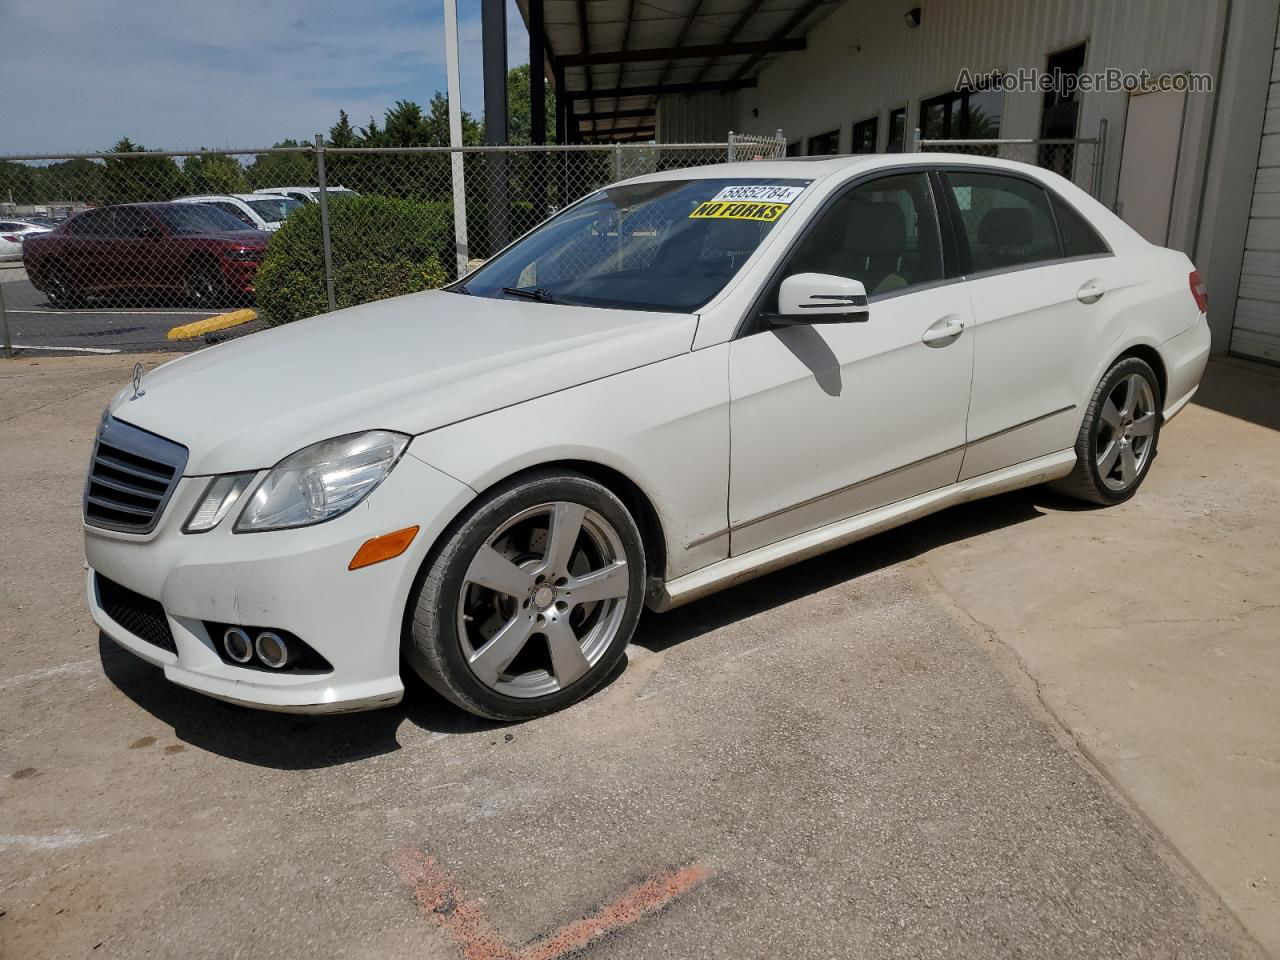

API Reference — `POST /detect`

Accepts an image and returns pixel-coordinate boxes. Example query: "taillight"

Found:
[1,234,19,243]
[1189,270,1208,314]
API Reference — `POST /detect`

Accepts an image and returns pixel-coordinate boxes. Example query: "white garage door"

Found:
[1231,27,1280,363]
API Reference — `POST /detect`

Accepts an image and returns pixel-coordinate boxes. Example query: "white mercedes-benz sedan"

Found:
[85,154,1211,719]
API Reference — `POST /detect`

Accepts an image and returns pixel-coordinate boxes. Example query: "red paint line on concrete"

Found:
[390,848,708,960]
[520,863,709,960]
[389,848,519,960]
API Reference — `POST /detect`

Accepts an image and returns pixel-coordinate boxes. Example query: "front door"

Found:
[728,171,974,555]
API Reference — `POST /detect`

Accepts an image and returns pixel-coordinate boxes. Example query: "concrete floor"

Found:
[1,353,1275,959]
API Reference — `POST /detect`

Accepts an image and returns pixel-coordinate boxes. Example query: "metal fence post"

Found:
[0,277,13,358]
[911,127,921,152]
[727,130,736,163]
[1093,118,1109,202]
[613,143,623,182]
[313,134,337,312]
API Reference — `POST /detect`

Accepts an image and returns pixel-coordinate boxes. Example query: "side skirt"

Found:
[647,449,1077,612]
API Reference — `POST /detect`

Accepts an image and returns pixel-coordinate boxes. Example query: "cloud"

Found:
[0,0,530,154]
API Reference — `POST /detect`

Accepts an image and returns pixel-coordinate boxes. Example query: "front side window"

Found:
[945,171,1062,272]
[769,172,944,304]
[112,207,156,236]
[153,204,253,235]
[459,178,811,313]
[247,196,302,222]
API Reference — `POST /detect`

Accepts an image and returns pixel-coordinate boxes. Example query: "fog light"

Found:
[222,626,253,663]
[255,631,289,669]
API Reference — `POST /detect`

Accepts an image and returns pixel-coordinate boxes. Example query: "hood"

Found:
[109,289,696,475]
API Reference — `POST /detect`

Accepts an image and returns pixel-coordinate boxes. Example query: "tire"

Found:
[406,469,646,721]
[184,259,227,309]
[43,261,83,308]
[1051,356,1163,506]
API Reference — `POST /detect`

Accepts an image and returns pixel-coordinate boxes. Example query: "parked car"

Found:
[175,193,303,232]
[0,219,51,260]
[23,203,267,307]
[252,185,357,205]
[85,154,1209,720]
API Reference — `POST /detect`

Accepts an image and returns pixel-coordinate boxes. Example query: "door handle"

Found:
[1077,279,1106,304]
[921,315,965,346]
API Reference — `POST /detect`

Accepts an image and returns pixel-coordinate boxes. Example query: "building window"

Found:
[807,129,840,155]
[851,116,879,153]
[886,107,908,152]
[786,139,802,157]
[920,88,1003,141]
[1040,42,1087,178]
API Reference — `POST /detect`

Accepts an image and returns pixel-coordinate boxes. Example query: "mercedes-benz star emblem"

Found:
[130,362,146,401]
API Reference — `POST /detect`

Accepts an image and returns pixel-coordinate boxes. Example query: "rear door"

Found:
[940,169,1128,479]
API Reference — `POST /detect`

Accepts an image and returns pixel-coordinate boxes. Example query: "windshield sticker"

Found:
[689,200,790,222]
[709,184,806,204]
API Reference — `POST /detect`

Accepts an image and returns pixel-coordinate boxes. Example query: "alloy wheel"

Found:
[1095,372,1156,491]
[456,501,630,698]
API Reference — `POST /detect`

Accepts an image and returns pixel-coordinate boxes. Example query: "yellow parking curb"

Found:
[167,308,257,341]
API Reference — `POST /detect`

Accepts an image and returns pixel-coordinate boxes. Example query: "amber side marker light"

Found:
[349,526,420,570]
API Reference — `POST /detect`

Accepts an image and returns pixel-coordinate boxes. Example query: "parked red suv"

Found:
[23,203,268,308]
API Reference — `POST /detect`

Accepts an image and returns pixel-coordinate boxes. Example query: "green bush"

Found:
[255,194,452,326]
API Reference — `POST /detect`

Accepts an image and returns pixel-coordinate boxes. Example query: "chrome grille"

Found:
[84,415,188,533]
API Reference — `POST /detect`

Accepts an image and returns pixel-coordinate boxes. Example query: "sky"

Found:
[0,0,529,155]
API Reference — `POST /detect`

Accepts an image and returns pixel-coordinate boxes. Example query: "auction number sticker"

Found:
[689,184,805,222]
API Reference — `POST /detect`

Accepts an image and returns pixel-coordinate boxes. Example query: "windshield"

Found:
[154,205,255,234]
[459,177,810,313]
[247,196,303,222]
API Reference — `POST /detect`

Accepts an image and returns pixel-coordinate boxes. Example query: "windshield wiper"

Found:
[501,285,563,304]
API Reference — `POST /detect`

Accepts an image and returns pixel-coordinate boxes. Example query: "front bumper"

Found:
[86,446,474,714]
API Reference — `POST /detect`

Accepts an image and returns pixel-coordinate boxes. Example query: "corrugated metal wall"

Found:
[656,91,739,143]
[734,0,1227,253]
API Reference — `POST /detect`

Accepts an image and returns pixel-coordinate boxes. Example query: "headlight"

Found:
[234,430,410,532]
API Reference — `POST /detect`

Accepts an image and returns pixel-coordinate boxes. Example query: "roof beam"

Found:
[691,0,767,84]
[572,108,656,121]
[565,78,757,100]
[729,0,827,82]
[575,0,592,128]
[557,37,805,68]
[654,0,708,89]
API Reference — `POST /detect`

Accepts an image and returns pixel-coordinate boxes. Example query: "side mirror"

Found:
[772,273,869,325]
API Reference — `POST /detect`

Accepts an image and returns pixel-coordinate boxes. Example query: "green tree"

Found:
[100,138,186,204]
[182,153,248,195]
[329,110,358,148]
[245,139,315,190]
[506,64,555,145]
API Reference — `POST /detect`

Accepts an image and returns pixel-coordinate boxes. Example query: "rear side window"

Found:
[68,209,112,235]
[945,171,1062,272]
[1050,193,1110,257]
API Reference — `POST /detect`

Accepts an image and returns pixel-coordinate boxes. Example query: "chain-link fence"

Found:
[0,132,786,356]
[915,122,1108,200]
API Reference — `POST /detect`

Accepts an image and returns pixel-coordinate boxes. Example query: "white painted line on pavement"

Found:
[11,344,122,355]
[9,308,214,316]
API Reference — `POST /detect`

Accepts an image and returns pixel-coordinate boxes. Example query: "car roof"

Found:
[618,152,1066,188]
[176,194,286,203]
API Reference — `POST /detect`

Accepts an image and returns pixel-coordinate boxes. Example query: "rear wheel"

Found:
[1052,357,1162,505]
[407,470,645,720]
[184,259,227,308]
[43,262,83,308]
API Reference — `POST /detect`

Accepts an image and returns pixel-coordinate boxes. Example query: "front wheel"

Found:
[1052,357,1162,505]
[406,470,646,720]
